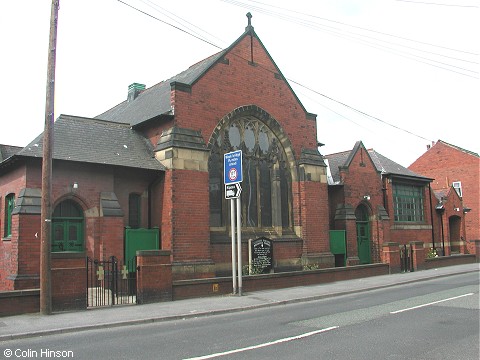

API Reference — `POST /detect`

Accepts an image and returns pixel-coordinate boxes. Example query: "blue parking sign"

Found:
[224,150,243,185]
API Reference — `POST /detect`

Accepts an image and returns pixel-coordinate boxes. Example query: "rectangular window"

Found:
[452,181,462,197]
[393,183,424,222]
[4,194,15,237]
[128,193,141,229]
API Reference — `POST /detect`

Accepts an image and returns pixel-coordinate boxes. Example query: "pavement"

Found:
[0,263,478,342]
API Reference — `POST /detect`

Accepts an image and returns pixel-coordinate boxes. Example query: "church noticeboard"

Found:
[251,237,273,273]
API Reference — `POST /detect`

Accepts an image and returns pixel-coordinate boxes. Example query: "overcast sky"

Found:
[1,0,478,167]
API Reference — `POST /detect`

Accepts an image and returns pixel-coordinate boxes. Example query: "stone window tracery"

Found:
[209,118,292,234]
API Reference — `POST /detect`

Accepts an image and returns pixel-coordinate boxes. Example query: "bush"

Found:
[426,248,439,259]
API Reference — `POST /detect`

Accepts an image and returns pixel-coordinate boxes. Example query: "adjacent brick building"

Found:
[324,141,447,266]
[409,140,479,255]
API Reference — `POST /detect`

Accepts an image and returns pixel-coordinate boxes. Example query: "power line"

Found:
[393,0,479,8]
[224,0,479,56]
[115,0,453,144]
[116,0,222,50]
[220,0,478,77]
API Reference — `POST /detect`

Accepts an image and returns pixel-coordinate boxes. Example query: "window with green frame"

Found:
[4,193,15,237]
[393,183,425,222]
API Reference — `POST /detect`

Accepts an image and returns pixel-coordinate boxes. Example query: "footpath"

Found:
[0,263,478,342]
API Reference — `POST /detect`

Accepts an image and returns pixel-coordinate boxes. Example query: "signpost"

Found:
[224,150,243,295]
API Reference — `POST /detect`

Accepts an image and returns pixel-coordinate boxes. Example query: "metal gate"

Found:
[400,244,413,273]
[86,256,137,307]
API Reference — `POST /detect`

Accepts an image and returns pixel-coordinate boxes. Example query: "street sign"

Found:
[224,150,243,185]
[225,183,242,199]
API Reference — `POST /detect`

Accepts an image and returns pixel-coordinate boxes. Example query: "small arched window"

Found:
[4,193,15,238]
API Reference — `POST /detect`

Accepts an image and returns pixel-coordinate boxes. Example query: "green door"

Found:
[356,205,371,264]
[52,219,84,252]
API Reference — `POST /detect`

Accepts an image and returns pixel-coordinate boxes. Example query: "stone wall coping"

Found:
[137,250,171,257]
[52,252,85,259]
[0,289,39,299]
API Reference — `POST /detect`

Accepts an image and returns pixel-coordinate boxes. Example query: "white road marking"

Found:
[390,293,474,314]
[184,326,339,360]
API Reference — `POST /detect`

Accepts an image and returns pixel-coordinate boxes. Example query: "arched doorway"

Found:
[449,215,461,253]
[355,204,371,264]
[52,199,84,252]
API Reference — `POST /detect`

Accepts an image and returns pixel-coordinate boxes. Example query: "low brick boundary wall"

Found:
[425,254,476,269]
[173,263,389,300]
[0,289,39,317]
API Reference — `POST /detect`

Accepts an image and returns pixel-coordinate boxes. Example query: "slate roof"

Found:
[324,141,430,184]
[0,144,22,162]
[14,115,165,171]
[96,50,227,127]
[96,23,312,127]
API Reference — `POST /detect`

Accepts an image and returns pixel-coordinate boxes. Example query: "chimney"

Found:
[127,83,146,102]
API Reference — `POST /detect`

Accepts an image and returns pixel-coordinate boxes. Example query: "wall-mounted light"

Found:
[454,207,460,212]
[71,182,78,192]
[363,195,370,201]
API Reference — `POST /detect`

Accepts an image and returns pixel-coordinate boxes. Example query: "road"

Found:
[1,272,478,360]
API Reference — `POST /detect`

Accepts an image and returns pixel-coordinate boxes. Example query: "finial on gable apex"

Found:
[245,12,253,31]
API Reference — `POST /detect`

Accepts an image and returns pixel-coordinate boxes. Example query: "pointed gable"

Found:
[96,16,314,129]
[324,141,431,184]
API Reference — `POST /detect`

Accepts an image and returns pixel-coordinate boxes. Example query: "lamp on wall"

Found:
[363,195,370,201]
[71,182,78,192]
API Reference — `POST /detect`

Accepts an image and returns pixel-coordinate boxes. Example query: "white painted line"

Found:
[184,326,339,360]
[390,293,474,314]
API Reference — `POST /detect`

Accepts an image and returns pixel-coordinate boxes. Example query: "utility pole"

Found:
[40,0,60,315]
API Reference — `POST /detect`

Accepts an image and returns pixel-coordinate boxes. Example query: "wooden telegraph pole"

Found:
[40,0,60,315]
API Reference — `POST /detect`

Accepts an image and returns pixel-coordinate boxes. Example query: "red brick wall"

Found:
[164,169,211,263]
[409,142,479,253]
[0,163,27,289]
[136,250,172,303]
[298,181,330,254]
[15,214,41,289]
[0,290,39,317]
[172,263,389,300]
[51,255,86,312]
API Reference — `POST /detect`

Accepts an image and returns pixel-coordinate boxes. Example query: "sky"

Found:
[0,0,478,167]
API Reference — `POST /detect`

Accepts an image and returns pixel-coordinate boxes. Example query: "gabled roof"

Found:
[13,115,165,171]
[435,140,479,157]
[0,144,22,162]
[96,23,312,127]
[96,50,227,127]
[324,141,431,184]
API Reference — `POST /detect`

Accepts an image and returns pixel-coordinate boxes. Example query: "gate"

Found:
[400,244,413,273]
[86,256,137,307]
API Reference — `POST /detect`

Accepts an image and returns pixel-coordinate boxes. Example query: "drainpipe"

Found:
[428,184,436,251]
[440,213,445,256]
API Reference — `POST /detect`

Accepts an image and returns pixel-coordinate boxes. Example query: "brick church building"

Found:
[0,16,472,292]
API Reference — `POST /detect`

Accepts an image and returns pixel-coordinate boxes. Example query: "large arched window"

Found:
[52,199,84,252]
[209,118,292,234]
